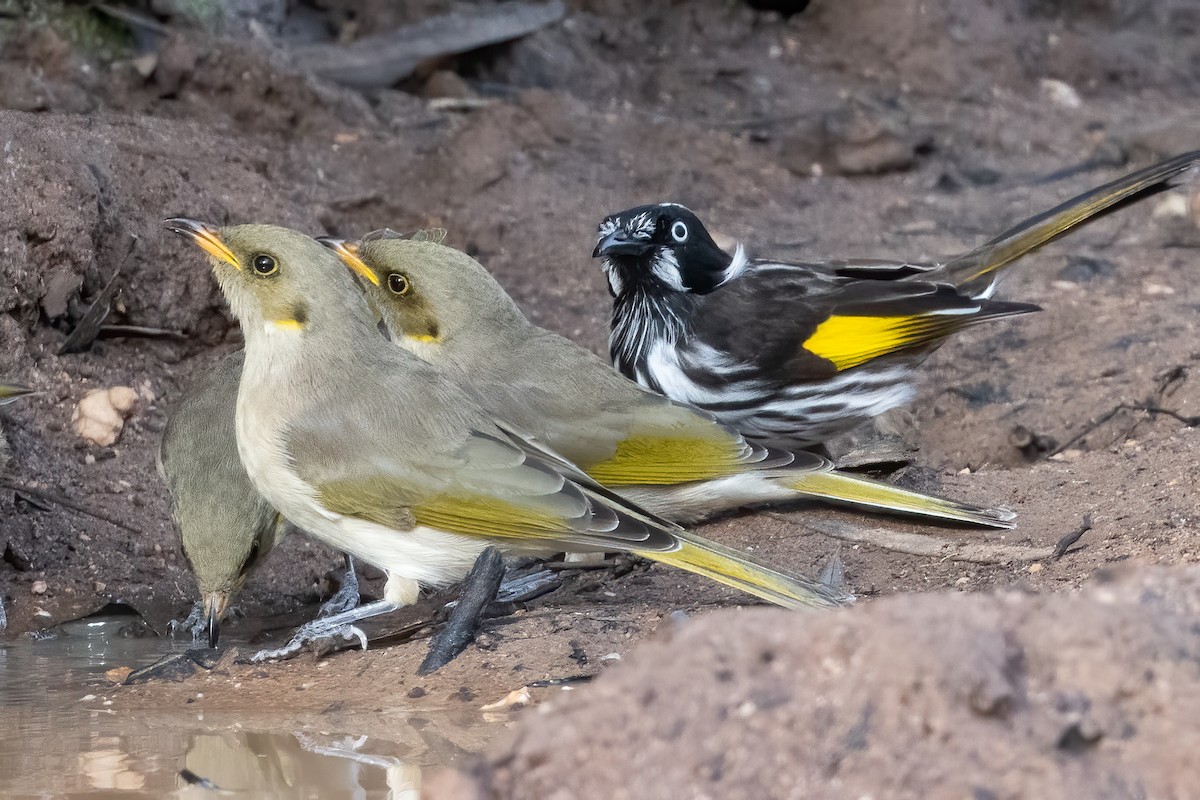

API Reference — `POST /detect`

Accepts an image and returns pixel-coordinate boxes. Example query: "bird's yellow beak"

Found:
[202,590,230,648]
[164,218,241,270]
[317,237,379,286]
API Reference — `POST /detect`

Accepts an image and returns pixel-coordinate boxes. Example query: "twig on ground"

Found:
[1052,515,1093,561]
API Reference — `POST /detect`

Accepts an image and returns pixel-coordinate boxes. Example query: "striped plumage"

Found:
[595,151,1199,450]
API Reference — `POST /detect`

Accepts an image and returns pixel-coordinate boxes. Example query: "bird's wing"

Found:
[690,262,1038,376]
[475,329,797,485]
[283,387,680,554]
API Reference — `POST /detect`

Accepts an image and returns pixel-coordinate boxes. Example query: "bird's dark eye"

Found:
[252,254,277,275]
[387,272,410,296]
[670,221,689,243]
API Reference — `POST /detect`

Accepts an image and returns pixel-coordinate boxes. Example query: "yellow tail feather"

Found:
[944,150,1200,295]
[637,532,848,610]
[779,471,1016,529]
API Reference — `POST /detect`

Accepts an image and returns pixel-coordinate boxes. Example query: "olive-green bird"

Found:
[165,220,845,652]
[324,233,1014,529]
[158,351,288,648]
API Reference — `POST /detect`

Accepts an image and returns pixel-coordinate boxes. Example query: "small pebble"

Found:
[481,687,531,711]
[1028,563,1043,574]
[105,666,130,684]
[1152,193,1189,219]
[1040,78,1082,109]
[30,580,47,595]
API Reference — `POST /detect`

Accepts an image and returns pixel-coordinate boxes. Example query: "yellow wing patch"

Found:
[414,494,569,541]
[804,314,956,371]
[584,434,745,486]
[320,479,570,542]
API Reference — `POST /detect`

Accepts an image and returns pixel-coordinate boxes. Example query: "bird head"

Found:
[592,203,734,296]
[320,230,526,359]
[179,505,282,648]
[164,219,371,338]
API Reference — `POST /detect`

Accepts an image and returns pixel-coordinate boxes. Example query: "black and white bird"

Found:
[593,151,1199,450]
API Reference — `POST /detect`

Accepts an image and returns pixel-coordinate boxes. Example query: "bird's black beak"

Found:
[207,613,220,649]
[593,230,653,258]
[164,217,241,270]
[202,591,228,649]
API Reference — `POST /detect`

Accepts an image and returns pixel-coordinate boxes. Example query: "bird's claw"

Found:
[249,619,369,662]
[167,602,207,643]
[495,568,562,603]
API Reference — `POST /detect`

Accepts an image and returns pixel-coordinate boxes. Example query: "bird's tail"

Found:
[638,530,849,610]
[0,382,35,405]
[772,468,1016,529]
[942,150,1200,297]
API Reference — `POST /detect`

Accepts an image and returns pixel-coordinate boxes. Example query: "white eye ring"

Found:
[670,221,688,243]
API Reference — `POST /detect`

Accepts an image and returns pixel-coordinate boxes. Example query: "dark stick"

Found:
[2,480,147,536]
[418,547,505,675]
[1052,515,1092,561]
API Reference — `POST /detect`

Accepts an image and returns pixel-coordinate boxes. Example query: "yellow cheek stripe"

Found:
[406,334,439,343]
[268,319,305,332]
[804,314,950,371]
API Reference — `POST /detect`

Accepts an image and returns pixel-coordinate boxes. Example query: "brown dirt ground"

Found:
[435,564,1200,800]
[1,0,1199,793]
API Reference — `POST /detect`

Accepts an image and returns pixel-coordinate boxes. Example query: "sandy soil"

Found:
[440,564,1200,799]
[1,0,1198,793]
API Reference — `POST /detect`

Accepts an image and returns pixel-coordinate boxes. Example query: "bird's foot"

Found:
[167,602,206,644]
[317,555,361,618]
[249,599,399,662]
[496,568,562,603]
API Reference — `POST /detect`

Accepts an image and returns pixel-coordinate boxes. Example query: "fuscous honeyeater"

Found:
[594,151,1200,449]
[324,232,1014,528]
[165,220,846,647]
[158,351,288,648]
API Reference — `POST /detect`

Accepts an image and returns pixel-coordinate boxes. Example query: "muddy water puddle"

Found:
[0,614,487,798]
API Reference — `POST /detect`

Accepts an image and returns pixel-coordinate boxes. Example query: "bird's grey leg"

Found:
[248,599,400,662]
[818,546,847,595]
[317,554,361,618]
[250,559,563,663]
